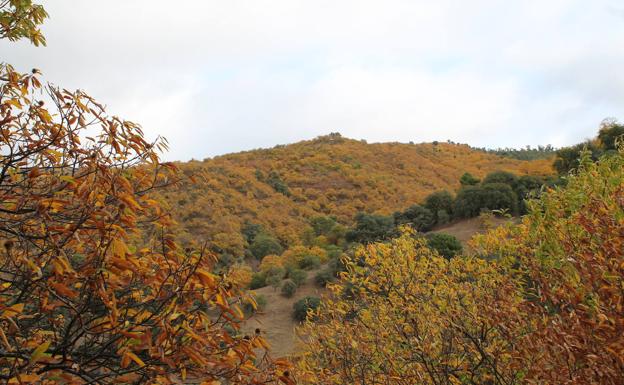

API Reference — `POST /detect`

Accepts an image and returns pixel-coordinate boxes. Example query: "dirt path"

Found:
[242,268,328,358]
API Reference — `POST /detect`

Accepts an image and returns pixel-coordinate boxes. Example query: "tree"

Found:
[482,170,518,188]
[453,186,484,218]
[459,172,480,186]
[471,147,624,384]
[423,190,454,224]
[250,232,283,259]
[0,6,289,383]
[393,204,434,232]
[296,232,523,384]
[346,212,396,244]
[454,184,517,218]
[0,0,48,45]
[425,233,463,259]
[553,141,600,174]
[597,118,624,150]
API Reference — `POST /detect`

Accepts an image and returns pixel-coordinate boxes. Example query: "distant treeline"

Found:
[473,144,557,161]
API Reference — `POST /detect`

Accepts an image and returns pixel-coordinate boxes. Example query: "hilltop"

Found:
[157,133,554,253]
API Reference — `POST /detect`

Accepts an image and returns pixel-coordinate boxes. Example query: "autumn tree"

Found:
[0,5,290,384]
[295,232,524,384]
[472,147,624,384]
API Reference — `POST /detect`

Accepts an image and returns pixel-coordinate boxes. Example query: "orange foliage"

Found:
[159,135,554,254]
[0,64,288,384]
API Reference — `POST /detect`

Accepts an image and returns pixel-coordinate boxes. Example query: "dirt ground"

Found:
[241,268,328,358]
[431,216,514,250]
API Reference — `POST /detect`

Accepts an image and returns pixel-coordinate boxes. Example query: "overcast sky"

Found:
[2,1,624,160]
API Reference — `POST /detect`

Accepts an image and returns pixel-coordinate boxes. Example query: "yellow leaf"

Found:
[196,269,216,287]
[1,303,24,318]
[111,239,129,257]
[30,340,51,363]
[126,351,145,367]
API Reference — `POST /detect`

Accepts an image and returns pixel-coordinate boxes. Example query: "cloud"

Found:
[2,0,623,160]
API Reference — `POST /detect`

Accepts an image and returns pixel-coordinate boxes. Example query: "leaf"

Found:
[110,239,129,258]
[125,351,145,367]
[30,340,51,363]
[1,303,24,318]
[8,374,40,384]
[196,268,216,287]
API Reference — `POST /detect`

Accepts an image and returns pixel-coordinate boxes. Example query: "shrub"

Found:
[249,233,283,259]
[459,172,480,186]
[324,244,343,259]
[346,212,396,244]
[293,296,321,322]
[288,268,307,286]
[436,209,450,225]
[454,184,517,218]
[315,270,334,287]
[482,171,518,187]
[299,254,321,270]
[393,204,435,232]
[249,273,267,289]
[265,266,285,289]
[281,279,297,297]
[426,233,463,259]
[424,190,454,224]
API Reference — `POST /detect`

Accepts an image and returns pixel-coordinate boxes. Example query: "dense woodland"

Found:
[1,3,623,385]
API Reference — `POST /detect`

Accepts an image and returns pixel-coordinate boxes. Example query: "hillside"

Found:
[158,134,554,253]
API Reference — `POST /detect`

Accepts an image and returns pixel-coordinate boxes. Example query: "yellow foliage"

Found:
[156,136,554,250]
[258,254,285,272]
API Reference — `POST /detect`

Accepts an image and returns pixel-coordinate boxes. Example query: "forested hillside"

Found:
[159,133,553,254]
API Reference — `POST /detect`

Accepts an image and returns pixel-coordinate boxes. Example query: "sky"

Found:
[2,0,624,161]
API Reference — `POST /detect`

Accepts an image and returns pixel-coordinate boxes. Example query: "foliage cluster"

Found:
[296,147,624,385]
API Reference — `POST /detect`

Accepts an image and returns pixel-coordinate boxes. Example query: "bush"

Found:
[249,233,283,259]
[281,279,297,297]
[293,296,321,322]
[393,204,435,232]
[426,233,463,259]
[315,270,334,287]
[299,254,321,270]
[323,244,343,259]
[459,172,480,186]
[249,273,267,289]
[424,190,454,224]
[346,212,396,244]
[454,183,517,218]
[482,171,518,188]
[288,268,307,286]
[436,209,450,225]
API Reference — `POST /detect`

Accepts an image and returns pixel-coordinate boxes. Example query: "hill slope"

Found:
[158,134,553,253]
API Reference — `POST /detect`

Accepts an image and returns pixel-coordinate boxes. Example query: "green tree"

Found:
[423,190,454,224]
[597,118,624,150]
[250,233,283,259]
[426,233,463,259]
[393,204,435,232]
[482,170,518,188]
[346,212,396,244]
[459,172,480,186]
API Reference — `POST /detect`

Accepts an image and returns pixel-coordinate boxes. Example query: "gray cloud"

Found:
[1,0,623,160]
